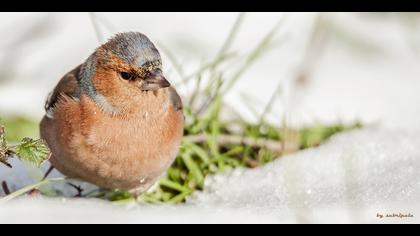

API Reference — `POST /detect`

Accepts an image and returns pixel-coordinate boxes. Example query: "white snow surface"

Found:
[188,127,420,223]
[1,127,419,223]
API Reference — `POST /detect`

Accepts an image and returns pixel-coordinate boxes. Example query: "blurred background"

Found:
[1,12,420,141]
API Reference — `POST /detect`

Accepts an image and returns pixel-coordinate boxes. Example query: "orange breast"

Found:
[40,88,184,191]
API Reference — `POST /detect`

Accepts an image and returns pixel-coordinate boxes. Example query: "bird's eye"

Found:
[120,72,134,81]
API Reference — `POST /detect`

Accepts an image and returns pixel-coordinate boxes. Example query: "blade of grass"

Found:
[181,150,204,188]
[174,52,236,87]
[168,191,193,203]
[209,116,225,171]
[198,12,246,94]
[191,94,222,133]
[183,140,210,164]
[211,12,246,71]
[240,93,265,120]
[159,178,192,193]
[258,81,283,125]
[140,194,165,204]
[223,146,244,156]
[188,74,203,108]
[175,13,245,88]
[158,43,186,81]
[112,198,136,205]
[196,73,224,115]
[0,177,66,203]
[222,17,287,94]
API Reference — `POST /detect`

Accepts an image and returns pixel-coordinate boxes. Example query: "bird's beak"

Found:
[140,69,171,91]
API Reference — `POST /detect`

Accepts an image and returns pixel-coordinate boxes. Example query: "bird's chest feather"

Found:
[47,89,183,190]
[78,90,184,165]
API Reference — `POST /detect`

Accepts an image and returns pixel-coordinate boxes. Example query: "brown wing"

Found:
[168,87,183,112]
[45,65,82,116]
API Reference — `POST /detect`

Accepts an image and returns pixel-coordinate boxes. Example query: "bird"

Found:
[40,32,184,195]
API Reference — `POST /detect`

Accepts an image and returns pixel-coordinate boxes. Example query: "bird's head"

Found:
[78,32,171,112]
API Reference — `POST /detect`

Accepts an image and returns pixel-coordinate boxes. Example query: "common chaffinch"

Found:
[40,32,184,194]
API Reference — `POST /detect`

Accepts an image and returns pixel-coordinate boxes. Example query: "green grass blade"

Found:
[258,81,283,125]
[212,12,246,69]
[223,17,287,94]
[159,178,192,193]
[181,151,204,188]
[183,140,210,164]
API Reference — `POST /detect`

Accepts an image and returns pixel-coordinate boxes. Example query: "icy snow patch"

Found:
[187,127,420,223]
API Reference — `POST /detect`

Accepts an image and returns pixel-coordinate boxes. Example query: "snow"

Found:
[188,127,420,223]
[0,159,97,197]
[0,198,280,224]
[1,12,420,223]
[1,127,419,223]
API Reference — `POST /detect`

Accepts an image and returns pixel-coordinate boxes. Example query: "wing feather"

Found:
[45,65,82,118]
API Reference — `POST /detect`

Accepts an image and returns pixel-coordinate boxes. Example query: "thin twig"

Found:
[1,181,10,195]
[67,183,84,197]
[42,161,54,181]
[184,134,296,153]
[0,159,12,168]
